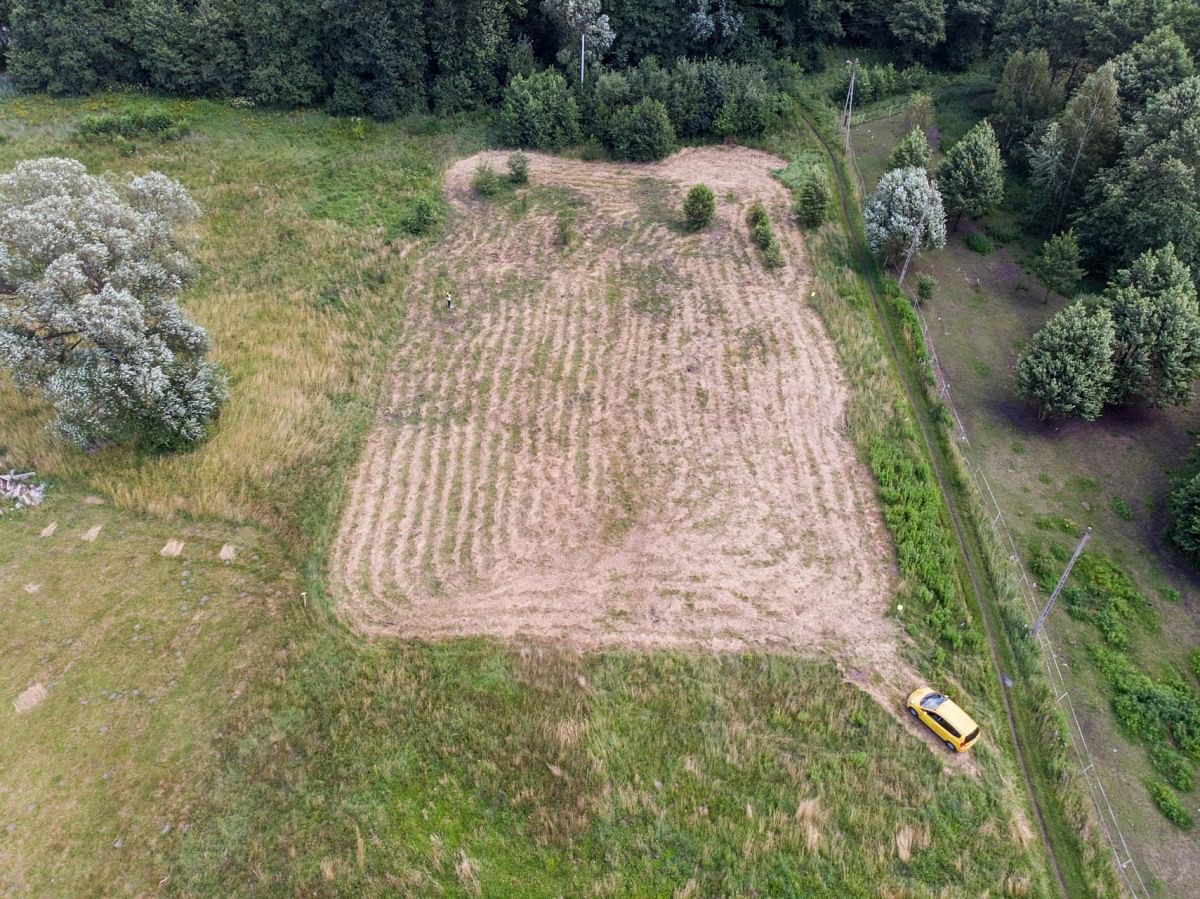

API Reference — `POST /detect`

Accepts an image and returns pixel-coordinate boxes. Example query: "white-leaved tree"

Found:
[864,166,947,267]
[543,0,615,82]
[0,158,226,451]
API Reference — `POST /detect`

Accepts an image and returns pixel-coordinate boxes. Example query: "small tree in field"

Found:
[507,150,529,184]
[1016,301,1115,420]
[794,169,831,228]
[938,119,1005,228]
[683,183,715,231]
[1031,230,1084,302]
[888,127,931,170]
[864,167,946,267]
[0,157,225,450]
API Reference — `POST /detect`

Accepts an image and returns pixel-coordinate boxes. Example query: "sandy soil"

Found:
[333,146,908,691]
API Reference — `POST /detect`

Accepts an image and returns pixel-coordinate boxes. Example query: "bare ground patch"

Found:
[333,147,908,697]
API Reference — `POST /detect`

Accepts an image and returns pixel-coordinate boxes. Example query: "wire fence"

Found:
[841,121,1151,898]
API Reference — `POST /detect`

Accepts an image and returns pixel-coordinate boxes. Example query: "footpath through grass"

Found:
[1,93,1049,894]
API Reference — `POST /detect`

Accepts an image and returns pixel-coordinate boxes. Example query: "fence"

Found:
[841,124,1151,898]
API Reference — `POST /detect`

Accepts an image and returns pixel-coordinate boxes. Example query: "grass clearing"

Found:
[0,92,1059,894]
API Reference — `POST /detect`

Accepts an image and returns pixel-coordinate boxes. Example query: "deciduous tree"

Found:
[864,167,947,266]
[0,158,225,450]
[992,48,1058,153]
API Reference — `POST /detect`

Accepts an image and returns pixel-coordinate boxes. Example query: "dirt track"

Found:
[333,147,901,670]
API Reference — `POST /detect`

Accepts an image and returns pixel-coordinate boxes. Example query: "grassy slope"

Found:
[1,94,1046,895]
[851,87,1200,896]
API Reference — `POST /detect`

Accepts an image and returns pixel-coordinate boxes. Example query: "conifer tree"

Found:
[938,119,1005,228]
[1016,302,1116,420]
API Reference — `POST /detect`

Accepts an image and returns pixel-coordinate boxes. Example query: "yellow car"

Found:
[906,687,981,752]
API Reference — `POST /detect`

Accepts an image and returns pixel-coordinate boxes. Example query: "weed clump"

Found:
[683,183,715,231]
[747,202,782,269]
[76,108,188,153]
[963,231,994,255]
[1191,648,1200,682]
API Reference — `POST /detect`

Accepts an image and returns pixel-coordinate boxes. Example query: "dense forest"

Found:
[4,0,1195,113]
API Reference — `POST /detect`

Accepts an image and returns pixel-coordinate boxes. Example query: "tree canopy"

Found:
[0,158,225,450]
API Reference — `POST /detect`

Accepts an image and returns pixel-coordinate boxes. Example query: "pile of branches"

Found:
[1,471,45,510]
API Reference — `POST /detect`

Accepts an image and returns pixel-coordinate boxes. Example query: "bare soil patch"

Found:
[333,148,901,677]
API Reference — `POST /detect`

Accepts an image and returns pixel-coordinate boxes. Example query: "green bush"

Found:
[747,203,783,270]
[963,231,994,255]
[1149,744,1195,792]
[403,195,441,236]
[683,184,715,231]
[1191,648,1200,682]
[507,150,529,185]
[471,162,505,198]
[1092,646,1200,759]
[606,98,675,162]
[1109,496,1133,520]
[499,70,581,152]
[77,108,187,142]
[1168,471,1200,567]
[1148,780,1194,830]
[916,274,936,303]
[1060,553,1155,650]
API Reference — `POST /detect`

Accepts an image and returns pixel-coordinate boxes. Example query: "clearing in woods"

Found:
[334,147,900,671]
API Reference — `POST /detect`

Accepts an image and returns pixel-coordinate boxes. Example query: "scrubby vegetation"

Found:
[746,202,782,269]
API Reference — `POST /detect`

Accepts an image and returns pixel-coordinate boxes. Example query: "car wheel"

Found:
[907,706,918,718]
[945,740,956,752]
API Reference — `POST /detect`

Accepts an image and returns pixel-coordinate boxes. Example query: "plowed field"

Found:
[333,147,897,659]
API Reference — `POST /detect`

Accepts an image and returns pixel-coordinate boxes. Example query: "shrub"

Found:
[683,184,715,231]
[1191,648,1200,682]
[1091,646,1200,760]
[404,195,441,236]
[963,231,994,254]
[1168,470,1200,566]
[1148,780,1194,830]
[916,274,936,302]
[499,70,581,152]
[606,98,675,162]
[1149,744,1195,792]
[507,150,529,185]
[794,169,831,229]
[77,108,187,143]
[471,162,505,198]
[747,202,782,269]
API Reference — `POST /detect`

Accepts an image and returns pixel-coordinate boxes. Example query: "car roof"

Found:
[936,698,978,733]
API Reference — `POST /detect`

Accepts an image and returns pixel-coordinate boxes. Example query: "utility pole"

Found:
[841,59,858,156]
[1031,526,1092,637]
[580,30,586,84]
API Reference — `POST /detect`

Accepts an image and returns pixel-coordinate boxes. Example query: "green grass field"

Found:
[0,92,1062,895]
[850,91,1200,896]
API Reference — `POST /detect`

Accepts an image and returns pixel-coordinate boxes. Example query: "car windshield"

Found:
[919,692,947,711]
